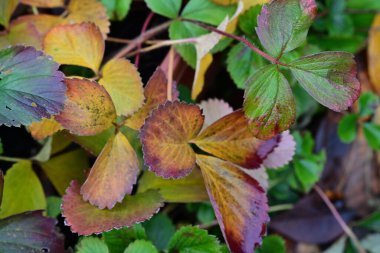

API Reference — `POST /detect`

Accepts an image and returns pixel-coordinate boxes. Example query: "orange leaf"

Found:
[56,78,116,136]
[125,68,178,130]
[29,118,62,141]
[64,0,110,38]
[62,181,164,235]
[141,101,204,179]
[193,110,279,169]
[43,23,105,73]
[21,0,64,7]
[196,155,269,253]
[99,59,144,116]
[80,132,140,209]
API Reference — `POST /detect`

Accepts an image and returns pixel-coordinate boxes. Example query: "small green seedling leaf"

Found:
[124,240,158,253]
[363,123,380,150]
[359,92,379,117]
[338,114,359,143]
[76,237,109,253]
[257,235,286,253]
[103,225,147,253]
[102,0,132,21]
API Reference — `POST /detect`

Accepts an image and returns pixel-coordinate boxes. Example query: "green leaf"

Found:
[0,211,66,253]
[238,5,262,36]
[347,0,380,10]
[0,46,66,126]
[103,225,147,253]
[101,0,132,20]
[326,0,354,37]
[197,203,215,224]
[145,0,182,19]
[359,92,378,117]
[363,123,380,150]
[227,42,267,89]
[46,196,62,218]
[143,213,175,250]
[256,0,317,58]
[0,0,18,28]
[0,161,46,218]
[244,64,296,139]
[0,138,3,154]
[357,210,380,232]
[257,235,286,253]
[289,52,360,112]
[76,237,109,253]
[124,240,158,253]
[168,226,221,253]
[294,153,325,192]
[337,114,359,143]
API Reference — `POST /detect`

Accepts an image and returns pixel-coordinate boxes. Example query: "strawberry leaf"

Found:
[0,46,66,127]
[244,65,296,140]
[145,0,182,19]
[256,0,317,58]
[62,181,164,235]
[289,52,360,111]
[141,101,204,179]
[196,155,269,253]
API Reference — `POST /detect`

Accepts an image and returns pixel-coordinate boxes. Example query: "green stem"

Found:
[269,204,294,213]
[0,156,28,163]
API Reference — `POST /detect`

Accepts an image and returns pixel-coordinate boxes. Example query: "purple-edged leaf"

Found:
[243,65,296,140]
[0,211,66,253]
[256,0,317,58]
[196,155,269,253]
[289,52,360,111]
[0,46,66,126]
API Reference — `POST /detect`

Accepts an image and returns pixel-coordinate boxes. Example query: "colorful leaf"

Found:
[193,110,280,168]
[76,237,109,253]
[0,46,66,127]
[289,52,360,111]
[141,101,204,179]
[125,68,178,130]
[0,211,66,253]
[20,0,64,7]
[64,0,110,37]
[40,149,89,195]
[99,59,144,116]
[0,0,18,28]
[196,155,269,253]
[55,78,116,136]
[44,23,105,73]
[256,0,317,58]
[29,118,62,141]
[138,170,209,202]
[262,130,296,169]
[0,161,46,218]
[81,132,139,209]
[145,0,182,19]
[168,226,221,253]
[124,240,158,253]
[199,98,234,128]
[62,181,164,235]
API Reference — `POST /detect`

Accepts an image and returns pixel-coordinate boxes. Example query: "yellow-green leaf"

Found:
[0,0,18,28]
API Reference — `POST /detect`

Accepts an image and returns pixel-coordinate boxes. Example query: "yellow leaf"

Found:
[99,59,144,116]
[20,0,64,7]
[12,14,62,35]
[212,0,269,10]
[29,118,63,141]
[64,0,110,38]
[81,132,140,209]
[0,0,18,28]
[0,21,42,50]
[192,54,213,99]
[44,23,105,73]
[369,15,380,95]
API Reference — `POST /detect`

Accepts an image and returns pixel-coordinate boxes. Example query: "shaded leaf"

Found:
[0,0,18,28]
[29,118,62,141]
[145,0,182,19]
[46,196,62,218]
[363,123,380,150]
[244,65,296,140]
[32,136,53,162]
[194,110,280,168]
[81,132,140,209]
[77,237,109,253]
[199,98,233,128]
[40,149,88,195]
[103,225,147,253]
[124,240,158,253]
[101,0,132,20]
[289,52,360,112]
[55,78,116,136]
[0,171,3,206]
[62,181,164,235]
[44,23,105,73]
[143,213,175,250]
[238,5,262,36]
[168,225,221,253]
[192,53,213,99]
[99,59,144,116]
[0,21,42,50]
[141,101,204,179]
[337,114,358,144]
[125,68,178,130]
[12,14,62,35]
[0,161,46,218]
[257,235,286,253]
[0,46,66,127]
[21,0,64,7]
[357,210,380,232]
[256,0,317,58]
[196,155,269,253]
[138,170,208,202]
[0,211,66,253]
[70,127,115,156]
[359,92,378,117]
[361,234,380,253]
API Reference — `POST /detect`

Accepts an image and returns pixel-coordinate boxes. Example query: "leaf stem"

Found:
[181,18,289,67]
[135,12,155,67]
[314,185,366,253]
[0,156,28,163]
[167,47,175,101]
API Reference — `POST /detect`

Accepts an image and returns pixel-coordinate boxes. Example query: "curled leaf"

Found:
[141,101,204,179]
[56,78,116,136]
[62,181,164,235]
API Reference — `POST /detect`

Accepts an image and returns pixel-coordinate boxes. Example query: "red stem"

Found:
[135,12,155,67]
